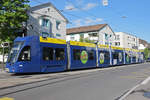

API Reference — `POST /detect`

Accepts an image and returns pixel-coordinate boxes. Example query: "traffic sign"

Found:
[1,42,9,48]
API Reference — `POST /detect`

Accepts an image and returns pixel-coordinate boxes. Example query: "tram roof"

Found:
[40,36,66,44]
[98,44,109,49]
[111,46,124,50]
[70,41,96,48]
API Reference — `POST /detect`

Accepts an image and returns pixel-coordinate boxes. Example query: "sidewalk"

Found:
[0,64,6,73]
[125,80,150,100]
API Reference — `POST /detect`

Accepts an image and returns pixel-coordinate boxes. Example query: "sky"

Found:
[29,0,150,42]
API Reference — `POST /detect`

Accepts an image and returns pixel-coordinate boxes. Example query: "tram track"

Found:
[0,63,149,99]
[0,70,103,97]
[0,63,147,91]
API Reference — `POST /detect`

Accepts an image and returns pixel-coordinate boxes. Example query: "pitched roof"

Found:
[30,2,68,23]
[67,24,107,35]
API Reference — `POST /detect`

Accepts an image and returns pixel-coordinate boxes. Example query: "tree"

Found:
[0,0,30,43]
[144,48,150,60]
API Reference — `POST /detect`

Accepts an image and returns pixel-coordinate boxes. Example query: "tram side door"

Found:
[41,46,67,72]
[18,46,37,72]
[54,47,67,68]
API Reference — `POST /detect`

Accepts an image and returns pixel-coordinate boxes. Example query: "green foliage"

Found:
[0,0,30,43]
[144,48,150,59]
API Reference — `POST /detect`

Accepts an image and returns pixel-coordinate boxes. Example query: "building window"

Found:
[41,32,53,38]
[41,32,49,37]
[42,18,49,27]
[115,42,120,46]
[70,36,75,40]
[48,8,50,12]
[43,47,53,61]
[116,35,120,40]
[56,33,61,37]
[105,33,108,40]
[55,48,65,60]
[89,33,98,37]
[56,21,61,30]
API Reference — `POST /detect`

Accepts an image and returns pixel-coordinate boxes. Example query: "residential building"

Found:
[27,2,68,40]
[114,32,139,49]
[66,24,116,46]
[139,39,149,50]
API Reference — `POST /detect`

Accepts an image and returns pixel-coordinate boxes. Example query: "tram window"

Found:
[104,52,110,60]
[18,46,31,61]
[55,48,65,60]
[73,49,80,60]
[43,47,53,61]
[89,51,94,60]
[133,56,136,59]
[113,53,118,59]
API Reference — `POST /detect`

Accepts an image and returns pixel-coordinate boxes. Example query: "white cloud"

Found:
[96,18,103,22]
[64,2,98,12]
[64,4,77,11]
[84,17,103,25]
[82,3,98,10]
[72,17,103,27]
[76,0,84,6]
[84,18,94,24]
[73,19,82,27]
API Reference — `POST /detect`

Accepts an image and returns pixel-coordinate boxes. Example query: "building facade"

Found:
[139,39,149,50]
[114,32,139,49]
[66,24,116,46]
[27,3,68,40]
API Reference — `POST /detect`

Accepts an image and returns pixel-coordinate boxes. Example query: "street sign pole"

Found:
[2,46,5,70]
[1,42,9,70]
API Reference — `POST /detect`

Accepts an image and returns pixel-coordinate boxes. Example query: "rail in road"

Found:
[0,63,147,90]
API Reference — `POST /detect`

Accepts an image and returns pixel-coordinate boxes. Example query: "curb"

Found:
[118,76,150,100]
[0,69,6,74]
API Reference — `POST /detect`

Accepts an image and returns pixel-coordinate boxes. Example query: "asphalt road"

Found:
[0,63,150,100]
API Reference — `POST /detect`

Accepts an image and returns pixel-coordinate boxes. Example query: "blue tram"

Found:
[68,41,97,70]
[124,48,132,64]
[98,45,111,68]
[111,46,125,66]
[5,36,144,73]
[6,36,67,73]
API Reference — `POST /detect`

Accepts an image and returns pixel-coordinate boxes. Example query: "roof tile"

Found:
[67,24,107,34]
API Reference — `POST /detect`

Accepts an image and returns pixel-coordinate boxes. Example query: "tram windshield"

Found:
[7,41,24,63]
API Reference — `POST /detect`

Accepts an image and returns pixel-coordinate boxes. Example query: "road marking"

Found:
[141,76,150,85]
[0,97,14,100]
[119,84,140,100]
[119,76,150,100]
